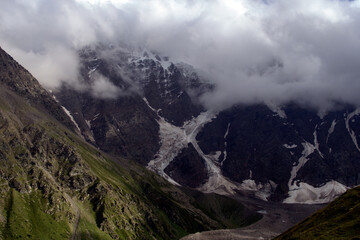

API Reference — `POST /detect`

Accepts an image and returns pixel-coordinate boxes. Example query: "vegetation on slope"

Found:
[275,186,360,240]
[0,46,260,239]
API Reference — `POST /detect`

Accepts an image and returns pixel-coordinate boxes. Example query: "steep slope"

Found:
[56,85,160,165]
[52,45,360,204]
[196,104,359,202]
[55,46,204,164]
[0,46,260,239]
[275,186,360,240]
[0,46,78,133]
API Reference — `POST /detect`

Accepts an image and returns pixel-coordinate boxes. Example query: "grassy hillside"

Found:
[0,46,260,239]
[275,186,360,240]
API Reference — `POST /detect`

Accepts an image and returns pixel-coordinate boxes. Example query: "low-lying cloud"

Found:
[90,72,126,99]
[1,0,360,112]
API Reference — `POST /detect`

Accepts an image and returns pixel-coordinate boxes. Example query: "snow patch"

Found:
[221,123,231,166]
[62,106,81,132]
[284,141,347,204]
[240,180,273,201]
[132,49,172,70]
[266,102,286,119]
[224,123,231,139]
[326,120,337,144]
[210,151,222,164]
[85,120,91,128]
[176,91,183,99]
[143,97,157,112]
[283,144,297,149]
[284,180,348,204]
[92,113,100,121]
[50,93,59,103]
[257,210,268,215]
[345,108,360,152]
[288,142,315,189]
[222,148,228,166]
[313,126,324,158]
[88,67,97,77]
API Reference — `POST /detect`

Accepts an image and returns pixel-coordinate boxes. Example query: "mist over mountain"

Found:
[2,1,360,239]
[2,0,360,113]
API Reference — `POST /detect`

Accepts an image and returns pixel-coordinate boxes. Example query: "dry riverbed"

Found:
[182,192,324,240]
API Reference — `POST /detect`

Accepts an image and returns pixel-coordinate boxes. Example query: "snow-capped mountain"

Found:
[54,45,360,204]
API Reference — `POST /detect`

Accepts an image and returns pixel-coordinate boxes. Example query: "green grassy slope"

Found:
[0,46,260,239]
[274,186,360,240]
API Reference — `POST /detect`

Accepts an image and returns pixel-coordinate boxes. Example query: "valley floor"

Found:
[182,193,324,240]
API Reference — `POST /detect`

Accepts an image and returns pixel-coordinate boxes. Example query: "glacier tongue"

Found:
[147,118,187,186]
[145,96,243,195]
[287,142,315,189]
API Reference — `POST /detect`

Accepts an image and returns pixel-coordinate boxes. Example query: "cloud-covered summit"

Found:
[1,0,360,111]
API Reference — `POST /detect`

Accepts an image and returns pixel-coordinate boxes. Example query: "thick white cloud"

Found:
[2,43,81,90]
[1,0,360,112]
[90,72,126,99]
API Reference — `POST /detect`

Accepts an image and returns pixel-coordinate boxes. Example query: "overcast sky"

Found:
[1,0,360,112]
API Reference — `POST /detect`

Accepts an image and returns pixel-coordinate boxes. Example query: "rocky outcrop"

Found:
[54,46,204,163]
[165,143,209,188]
[0,46,78,132]
[56,86,160,164]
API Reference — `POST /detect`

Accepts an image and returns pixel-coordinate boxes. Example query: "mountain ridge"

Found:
[0,46,260,239]
[52,46,360,203]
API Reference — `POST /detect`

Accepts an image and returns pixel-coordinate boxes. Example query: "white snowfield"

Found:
[145,97,353,204]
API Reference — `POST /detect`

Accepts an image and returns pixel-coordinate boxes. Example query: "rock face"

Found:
[196,104,360,202]
[56,86,160,164]
[0,46,260,240]
[55,46,204,163]
[0,46,78,133]
[53,45,360,203]
[164,143,209,188]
